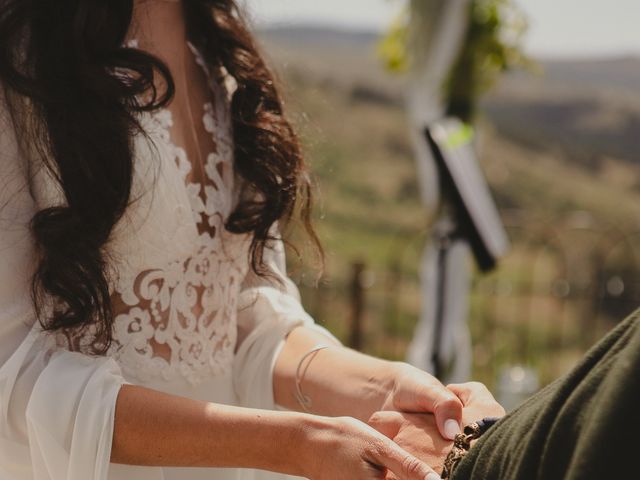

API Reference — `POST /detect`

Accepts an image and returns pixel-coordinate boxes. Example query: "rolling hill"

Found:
[255,25,640,385]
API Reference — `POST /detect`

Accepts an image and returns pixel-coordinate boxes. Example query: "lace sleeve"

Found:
[232,228,340,409]
[0,89,129,480]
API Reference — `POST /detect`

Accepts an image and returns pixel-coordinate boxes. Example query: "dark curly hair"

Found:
[0,0,318,354]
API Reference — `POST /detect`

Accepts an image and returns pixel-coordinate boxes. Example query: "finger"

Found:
[368,411,404,439]
[386,471,400,480]
[416,383,463,440]
[447,382,506,417]
[362,460,387,480]
[447,383,472,406]
[393,379,463,441]
[447,382,491,406]
[373,439,442,480]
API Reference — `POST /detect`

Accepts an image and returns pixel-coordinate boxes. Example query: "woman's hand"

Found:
[381,363,465,440]
[300,415,442,480]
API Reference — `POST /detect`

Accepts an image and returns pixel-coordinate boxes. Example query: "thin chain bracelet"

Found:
[294,344,329,412]
[441,417,500,479]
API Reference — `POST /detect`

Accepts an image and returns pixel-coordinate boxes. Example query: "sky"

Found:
[245,0,640,59]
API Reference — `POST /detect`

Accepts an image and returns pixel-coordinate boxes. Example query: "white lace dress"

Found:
[0,2,334,479]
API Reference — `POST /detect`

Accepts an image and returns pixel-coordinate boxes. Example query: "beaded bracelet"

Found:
[441,417,500,479]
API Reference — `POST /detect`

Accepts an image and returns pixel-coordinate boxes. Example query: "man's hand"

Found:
[371,382,505,479]
[369,411,452,479]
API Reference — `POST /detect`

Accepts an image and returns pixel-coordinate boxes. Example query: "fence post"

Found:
[348,261,366,350]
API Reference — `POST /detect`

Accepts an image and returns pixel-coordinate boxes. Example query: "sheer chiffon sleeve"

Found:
[233,232,340,410]
[0,89,128,480]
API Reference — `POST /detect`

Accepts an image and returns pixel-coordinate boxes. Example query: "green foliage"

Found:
[380,0,529,121]
[446,0,529,121]
[377,6,411,73]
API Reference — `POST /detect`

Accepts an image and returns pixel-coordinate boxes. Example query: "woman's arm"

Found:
[111,384,443,480]
[273,326,465,439]
[234,230,463,440]
[273,326,395,419]
[111,385,304,471]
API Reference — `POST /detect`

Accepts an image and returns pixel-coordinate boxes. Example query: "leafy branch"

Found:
[380,0,529,122]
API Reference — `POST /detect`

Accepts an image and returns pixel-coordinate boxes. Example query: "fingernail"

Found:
[444,419,461,440]
[426,473,442,480]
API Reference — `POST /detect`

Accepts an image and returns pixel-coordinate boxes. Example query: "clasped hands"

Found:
[370,363,505,479]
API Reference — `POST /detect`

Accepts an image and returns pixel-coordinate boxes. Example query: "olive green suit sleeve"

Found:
[454,311,640,480]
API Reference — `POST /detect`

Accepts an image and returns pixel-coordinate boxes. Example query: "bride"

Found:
[0,1,501,479]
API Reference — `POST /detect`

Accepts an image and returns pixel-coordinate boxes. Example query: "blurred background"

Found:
[243,0,640,407]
